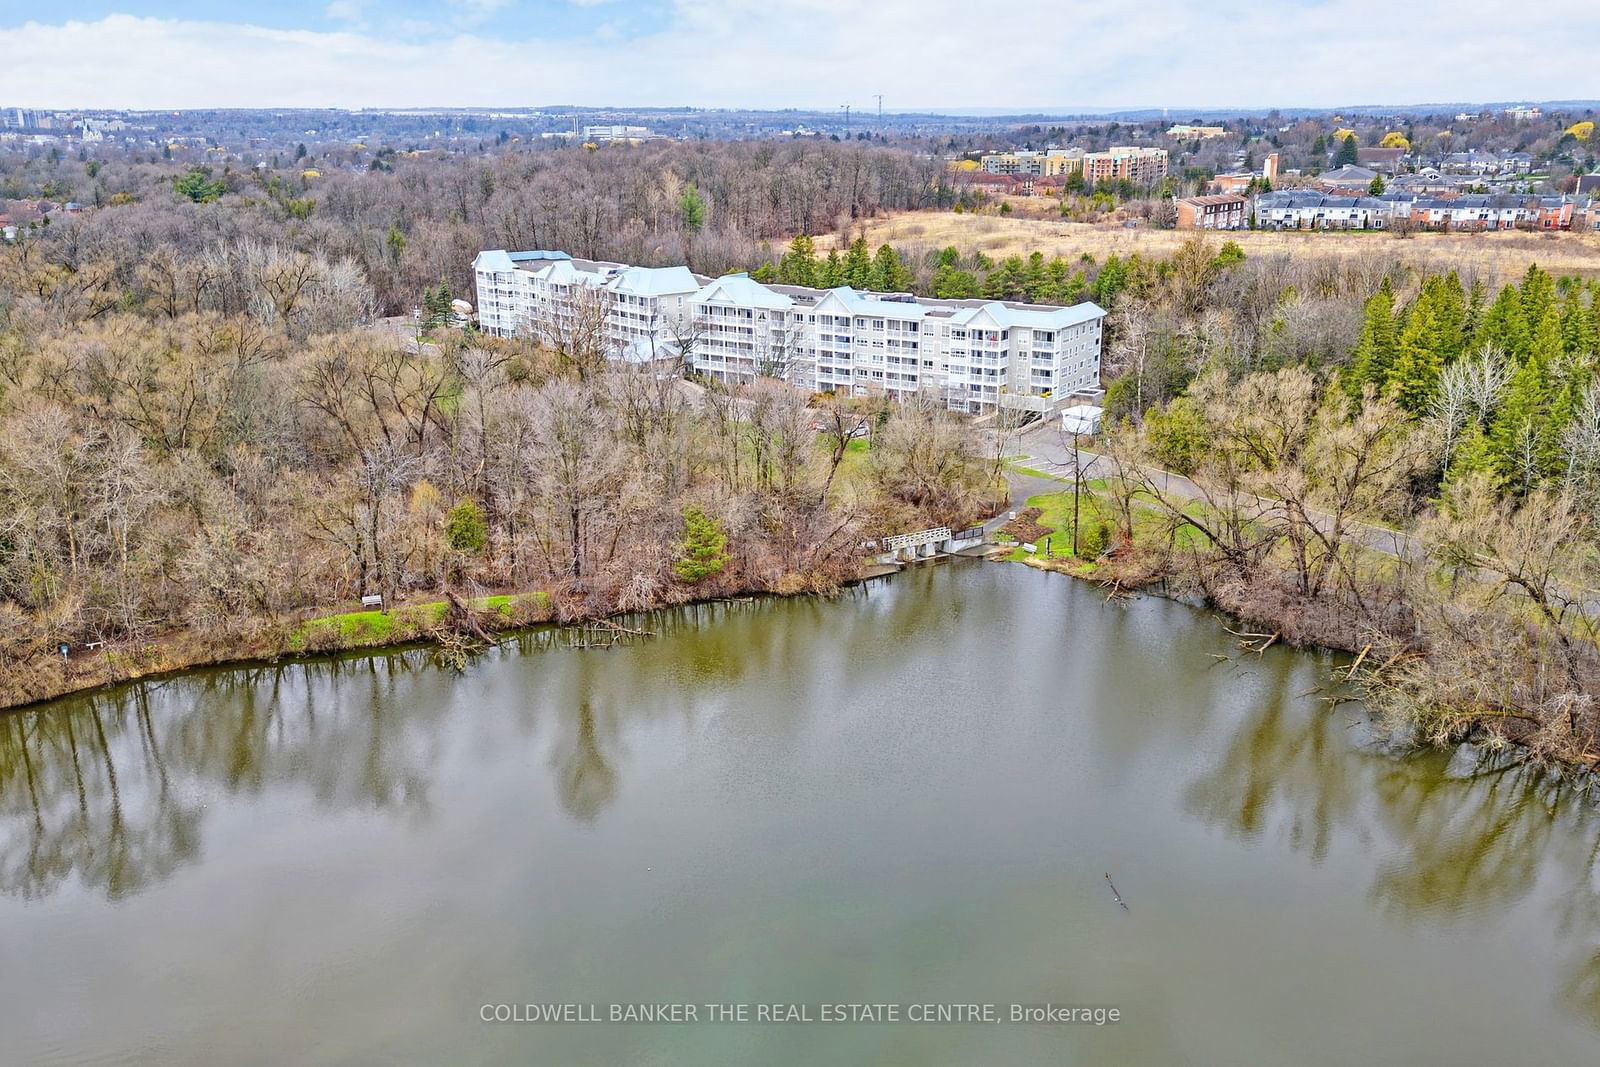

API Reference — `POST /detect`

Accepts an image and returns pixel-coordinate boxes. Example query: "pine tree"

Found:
[868,244,911,292]
[1348,283,1398,397]
[819,249,844,288]
[673,508,729,583]
[983,256,1027,301]
[1530,305,1564,368]
[1093,255,1127,306]
[678,183,706,233]
[1444,420,1497,489]
[1478,284,1530,361]
[1519,263,1555,327]
[1335,134,1359,166]
[1389,299,1444,414]
[1428,272,1467,364]
[1042,257,1070,303]
[1489,347,1552,493]
[1540,374,1585,478]
[842,236,872,288]
[932,265,978,299]
[1463,278,1486,349]
[1023,251,1047,301]
[778,234,817,287]
[1560,286,1596,356]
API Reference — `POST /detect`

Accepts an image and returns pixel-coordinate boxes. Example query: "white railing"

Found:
[883,527,952,551]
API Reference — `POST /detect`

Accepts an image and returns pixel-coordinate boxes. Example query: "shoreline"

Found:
[11,541,1597,798]
[1013,546,1600,794]
[0,573,899,717]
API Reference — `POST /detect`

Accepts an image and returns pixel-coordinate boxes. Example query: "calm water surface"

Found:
[4,561,1600,1064]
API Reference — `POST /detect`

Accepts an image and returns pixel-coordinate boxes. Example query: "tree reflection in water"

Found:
[0,653,448,901]
[1185,647,1600,1028]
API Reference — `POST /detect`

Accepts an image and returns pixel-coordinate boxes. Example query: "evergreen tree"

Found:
[1540,374,1586,477]
[1560,286,1596,356]
[1519,264,1555,327]
[423,280,455,330]
[1023,251,1047,300]
[1389,299,1444,413]
[1445,420,1497,489]
[673,508,729,583]
[679,183,706,233]
[1348,283,1398,396]
[778,234,817,287]
[1428,272,1467,364]
[868,244,911,292]
[1042,258,1070,303]
[1463,278,1486,348]
[1489,345,1552,492]
[931,265,978,299]
[842,236,872,288]
[1092,255,1127,306]
[445,500,487,553]
[1530,305,1564,368]
[1478,285,1530,361]
[1335,134,1359,166]
[983,256,1027,301]
[819,249,844,288]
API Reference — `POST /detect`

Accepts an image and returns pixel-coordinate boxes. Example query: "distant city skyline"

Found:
[3,2,1596,112]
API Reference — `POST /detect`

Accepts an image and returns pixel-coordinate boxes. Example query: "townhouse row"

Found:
[473,250,1106,415]
[1175,191,1597,232]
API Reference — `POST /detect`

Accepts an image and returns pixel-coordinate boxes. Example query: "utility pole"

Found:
[1062,422,1084,556]
[1072,433,1082,556]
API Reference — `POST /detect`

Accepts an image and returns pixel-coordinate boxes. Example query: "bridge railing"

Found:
[882,527,952,552]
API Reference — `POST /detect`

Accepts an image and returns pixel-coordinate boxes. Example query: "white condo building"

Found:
[473,249,1105,414]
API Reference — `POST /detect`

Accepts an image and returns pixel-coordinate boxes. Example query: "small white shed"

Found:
[1060,404,1103,436]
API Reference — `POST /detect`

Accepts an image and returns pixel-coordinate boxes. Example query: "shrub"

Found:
[445,499,488,553]
[673,508,729,583]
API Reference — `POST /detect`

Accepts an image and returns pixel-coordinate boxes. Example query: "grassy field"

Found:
[818,210,1600,284]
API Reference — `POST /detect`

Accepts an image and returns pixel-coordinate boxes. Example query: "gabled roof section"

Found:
[693,273,794,310]
[814,287,928,319]
[608,265,699,298]
[473,249,517,273]
[946,300,1106,330]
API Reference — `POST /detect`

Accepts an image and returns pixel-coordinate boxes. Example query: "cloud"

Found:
[0,5,1594,111]
[448,0,515,18]
[324,0,368,23]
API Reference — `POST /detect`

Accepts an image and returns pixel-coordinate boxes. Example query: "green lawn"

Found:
[290,592,548,650]
[1022,486,1113,560]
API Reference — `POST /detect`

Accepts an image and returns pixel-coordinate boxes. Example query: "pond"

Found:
[3,561,1599,1064]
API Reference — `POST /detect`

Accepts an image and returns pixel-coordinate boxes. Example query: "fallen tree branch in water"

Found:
[1104,872,1129,912]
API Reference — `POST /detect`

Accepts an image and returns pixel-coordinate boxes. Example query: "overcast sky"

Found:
[2,1,1595,112]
